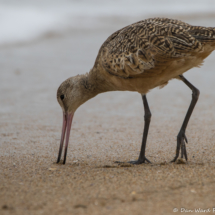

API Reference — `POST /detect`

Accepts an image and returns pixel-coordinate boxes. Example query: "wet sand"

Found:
[1,16,215,215]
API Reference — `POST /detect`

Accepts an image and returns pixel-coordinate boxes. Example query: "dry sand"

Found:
[1,16,215,215]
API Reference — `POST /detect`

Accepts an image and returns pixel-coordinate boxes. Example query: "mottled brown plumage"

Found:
[56,18,215,164]
[98,18,215,90]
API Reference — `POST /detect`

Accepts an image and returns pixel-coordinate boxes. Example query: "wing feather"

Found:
[100,18,209,78]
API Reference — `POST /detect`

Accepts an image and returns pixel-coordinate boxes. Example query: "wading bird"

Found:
[56,18,215,164]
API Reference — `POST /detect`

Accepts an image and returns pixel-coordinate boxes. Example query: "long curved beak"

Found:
[56,112,74,164]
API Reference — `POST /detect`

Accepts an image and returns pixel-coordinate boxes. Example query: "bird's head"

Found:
[56,74,96,164]
[57,75,91,113]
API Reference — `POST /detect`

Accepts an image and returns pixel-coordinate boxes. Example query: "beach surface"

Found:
[1,4,215,214]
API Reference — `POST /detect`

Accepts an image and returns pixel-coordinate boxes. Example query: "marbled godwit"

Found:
[56,18,215,164]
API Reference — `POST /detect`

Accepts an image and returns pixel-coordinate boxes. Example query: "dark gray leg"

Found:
[129,94,151,164]
[172,75,200,162]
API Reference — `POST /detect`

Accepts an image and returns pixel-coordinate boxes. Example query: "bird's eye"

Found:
[60,95,64,100]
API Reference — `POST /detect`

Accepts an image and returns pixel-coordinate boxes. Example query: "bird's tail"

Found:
[189,26,215,43]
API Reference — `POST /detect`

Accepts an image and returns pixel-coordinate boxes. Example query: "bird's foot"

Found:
[128,157,151,165]
[171,131,188,162]
[115,157,151,165]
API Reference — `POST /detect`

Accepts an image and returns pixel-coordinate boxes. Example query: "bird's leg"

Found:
[128,94,152,164]
[172,75,200,162]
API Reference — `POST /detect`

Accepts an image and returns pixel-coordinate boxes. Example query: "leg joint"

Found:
[192,87,200,100]
[144,112,152,121]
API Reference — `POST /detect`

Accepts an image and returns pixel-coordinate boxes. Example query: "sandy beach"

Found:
[1,10,215,215]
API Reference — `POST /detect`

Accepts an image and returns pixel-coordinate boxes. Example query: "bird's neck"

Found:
[83,67,114,96]
[75,66,116,111]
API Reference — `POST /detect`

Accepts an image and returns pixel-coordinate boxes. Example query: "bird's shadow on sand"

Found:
[53,159,205,169]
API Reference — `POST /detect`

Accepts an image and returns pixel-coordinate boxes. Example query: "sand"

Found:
[1,15,215,215]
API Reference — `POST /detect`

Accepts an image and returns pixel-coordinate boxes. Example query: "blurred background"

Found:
[0,0,215,46]
[0,0,215,157]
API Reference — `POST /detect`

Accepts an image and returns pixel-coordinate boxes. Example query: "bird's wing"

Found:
[100,18,204,78]
[188,26,215,42]
[156,18,215,42]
